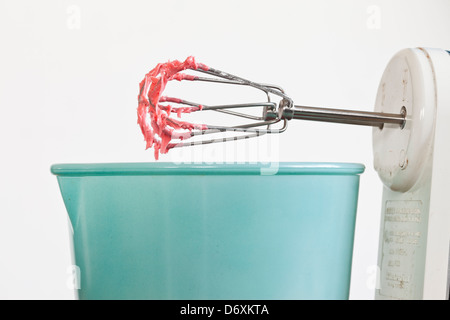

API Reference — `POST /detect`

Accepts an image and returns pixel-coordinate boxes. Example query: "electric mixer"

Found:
[139,47,450,299]
[372,48,450,300]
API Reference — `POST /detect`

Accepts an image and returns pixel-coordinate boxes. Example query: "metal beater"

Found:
[158,63,407,149]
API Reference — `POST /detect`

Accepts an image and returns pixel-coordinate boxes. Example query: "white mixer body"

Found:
[374,48,450,300]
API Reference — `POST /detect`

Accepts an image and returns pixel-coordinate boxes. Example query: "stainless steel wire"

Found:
[163,65,406,149]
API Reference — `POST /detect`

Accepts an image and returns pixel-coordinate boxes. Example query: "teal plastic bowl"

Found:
[51,162,364,300]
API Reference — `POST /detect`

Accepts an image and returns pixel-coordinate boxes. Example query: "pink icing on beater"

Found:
[137,56,208,160]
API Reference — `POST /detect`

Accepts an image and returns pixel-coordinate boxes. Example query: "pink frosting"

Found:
[137,56,209,159]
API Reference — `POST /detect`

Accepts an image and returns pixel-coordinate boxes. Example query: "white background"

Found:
[1,0,449,300]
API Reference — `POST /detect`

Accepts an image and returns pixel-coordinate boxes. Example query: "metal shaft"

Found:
[284,105,406,128]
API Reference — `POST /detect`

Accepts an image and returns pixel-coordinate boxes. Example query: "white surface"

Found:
[0,0,449,300]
